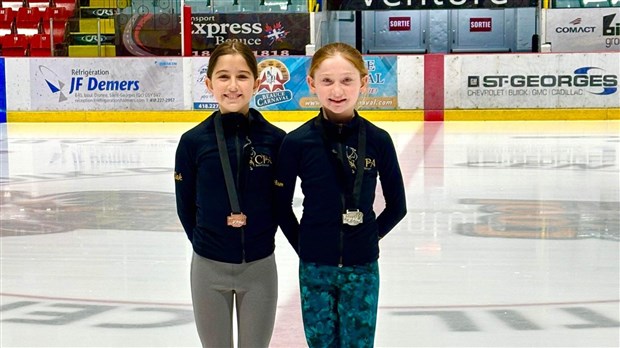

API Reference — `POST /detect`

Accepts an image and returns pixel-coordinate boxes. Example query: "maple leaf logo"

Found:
[264,22,289,45]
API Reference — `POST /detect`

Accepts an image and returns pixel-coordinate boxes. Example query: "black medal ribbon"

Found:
[214,112,246,227]
[314,111,367,224]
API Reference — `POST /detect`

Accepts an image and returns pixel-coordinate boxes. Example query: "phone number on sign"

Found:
[149,98,176,102]
[192,50,291,57]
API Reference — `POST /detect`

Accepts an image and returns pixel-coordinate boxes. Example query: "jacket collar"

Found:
[319,109,360,138]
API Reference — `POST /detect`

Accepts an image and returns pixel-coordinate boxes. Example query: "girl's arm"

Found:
[376,132,407,238]
[274,136,301,253]
[174,137,198,242]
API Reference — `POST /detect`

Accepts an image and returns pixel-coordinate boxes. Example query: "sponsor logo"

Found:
[155,60,177,67]
[255,59,293,107]
[602,13,620,48]
[552,14,619,49]
[38,65,71,102]
[68,77,140,94]
[467,66,618,96]
[38,66,144,101]
[70,34,115,45]
[574,67,617,95]
[192,19,263,47]
[602,13,619,37]
[190,14,308,56]
[80,7,116,18]
[555,17,596,34]
[192,21,262,37]
[264,22,289,45]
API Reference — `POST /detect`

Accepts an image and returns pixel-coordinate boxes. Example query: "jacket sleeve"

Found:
[376,132,407,238]
[274,136,300,253]
[174,135,197,242]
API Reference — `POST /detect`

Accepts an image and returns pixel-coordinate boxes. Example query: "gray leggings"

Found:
[190,252,278,348]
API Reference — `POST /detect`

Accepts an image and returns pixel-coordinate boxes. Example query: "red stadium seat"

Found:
[15,6,43,36]
[0,22,13,37]
[41,6,67,43]
[0,8,16,23]
[27,0,52,10]
[50,0,76,16]
[0,33,28,56]
[0,0,25,11]
[0,8,16,36]
[29,32,52,56]
[43,6,69,21]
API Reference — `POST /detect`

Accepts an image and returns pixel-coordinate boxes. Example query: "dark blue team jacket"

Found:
[175,109,286,263]
[274,112,407,267]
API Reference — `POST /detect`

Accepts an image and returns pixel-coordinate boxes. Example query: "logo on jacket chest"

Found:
[344,147,376,173]
[248,147,273,169]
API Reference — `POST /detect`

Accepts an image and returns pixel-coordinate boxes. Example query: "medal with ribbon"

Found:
[315,112,367,226]
[215,112,247,228]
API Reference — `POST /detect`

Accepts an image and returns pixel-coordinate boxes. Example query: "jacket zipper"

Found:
[235,126,246,262]
[337,125,344,268]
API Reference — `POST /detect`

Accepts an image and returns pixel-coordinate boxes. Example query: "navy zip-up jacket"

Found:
[175,109,286,264]
[274,112,407,266]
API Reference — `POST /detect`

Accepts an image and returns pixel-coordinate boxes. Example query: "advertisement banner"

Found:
[1,58,6,123]
[445,53,620,109]
[192,56,310,111]
[545,9,620,53]
[295,55,399,111]
[191,13,309,56]
[363,55,399,110]
[325,0,537,10]
[192,55,398,111]
[254,56,312,110]
[30,58,185,111]
[192,57,217,110]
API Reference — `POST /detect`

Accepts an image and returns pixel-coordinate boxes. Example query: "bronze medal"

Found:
[227,213,247,228]
[342,210,363,226]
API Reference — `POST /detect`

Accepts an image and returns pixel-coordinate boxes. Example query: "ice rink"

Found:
[1,120,618,347]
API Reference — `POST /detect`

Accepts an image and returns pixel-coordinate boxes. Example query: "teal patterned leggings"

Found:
[299,261,380,348]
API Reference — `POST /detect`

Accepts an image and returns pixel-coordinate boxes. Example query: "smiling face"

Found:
[307,53,368,123]
[205,53,259,115]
